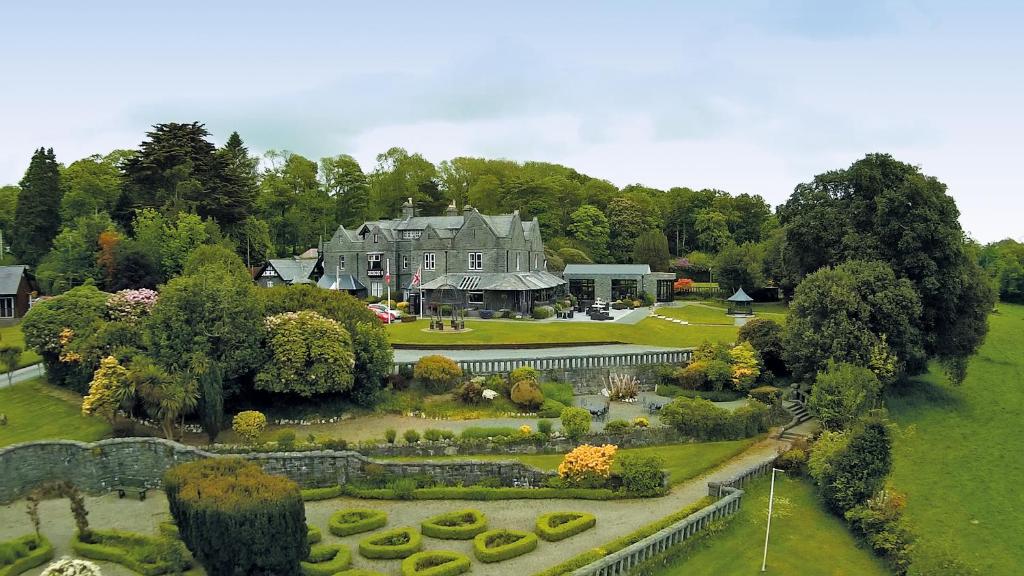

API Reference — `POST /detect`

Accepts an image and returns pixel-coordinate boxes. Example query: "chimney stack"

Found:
[401,197,415,219]
[445,200,458,217]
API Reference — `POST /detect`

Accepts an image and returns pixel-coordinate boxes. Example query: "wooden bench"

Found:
[114,478,149,500]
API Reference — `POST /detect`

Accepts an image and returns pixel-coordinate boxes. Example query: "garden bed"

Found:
[71,529,190,576]
[358,527,422,559]
[300,543,351,576]
[535,512,596,541]
[401,550,471,576]
[0,534,54,576]
[473,529,539,563]
[421,509,487,539]
[329,508,388,536]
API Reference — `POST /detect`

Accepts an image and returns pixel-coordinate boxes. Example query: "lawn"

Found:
[649,475,889,576]
[885,302,1024,573]
[694,300,790,321]
[0,323,42,368]
[656,304,736,325]
[382,437,759,487]
[386,316,738,347]
[0,378,111,447]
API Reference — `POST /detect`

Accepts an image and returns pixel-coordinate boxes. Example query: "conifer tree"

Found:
[12,147,62,265]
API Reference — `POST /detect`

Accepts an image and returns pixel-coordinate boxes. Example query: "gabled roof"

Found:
[265,258,318,284]
[0,265,28,294]
[395,216,465,231]
[419,271,566,292]
[563,264,652,276]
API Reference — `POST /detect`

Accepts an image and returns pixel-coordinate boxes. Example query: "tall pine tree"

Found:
[12,148,62,265]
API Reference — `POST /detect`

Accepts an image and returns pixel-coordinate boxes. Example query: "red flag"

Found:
[412,266,421,287]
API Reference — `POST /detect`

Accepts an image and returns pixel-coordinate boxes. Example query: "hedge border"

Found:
[334,569,387,576]
[342,485,623,501]
[157,522,179,540]
[71,530,191,576]
[473,529,539,563]
[421,509,487,540]
[400,550,472,576]
[535,512,597,542]
[329,508,388,537]
[307,525,322,545]
[300,543,352,576]
[358,527,423,559]
[301,485,344,501]
[0,534,53,576]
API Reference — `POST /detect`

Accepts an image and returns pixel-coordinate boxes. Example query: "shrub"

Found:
[558,444,617,487]
[728,341,761,391]
[0,534,54,576]
[300,544,351,576]
[423,428,444,442]
[775,448,808,474]
[603,419,632,433]
[509,366,539,382]
[677,361,709,390]
[560,407,591,440]
[845,491,913,574]
[472,529,538,563]
[389,477,418,500]
[164,458,307,576]
[531,306,554,319]
[400,550,471,576]
[819,417,893,514]
[322,437,348,451]
[71,529,190,576]
[633,416,649,428]
[537,419,553,435]
[535,512,596,542]
[809,361,883,432]
[618,453,665,496]
[749,385,782,405]
[276,428,297,449]
[606,373,640,401]
[420,510,487,540]
[231,410,267,444]
[358,527,422,559]
[306,525,322,544]
[414,355,463,394]
[537,398,567,418]
[460,426,517,439]
[705,360,733,391]
[510,379,544,408]
[737,317,786,376]
[385,428,397,444]
[539,380,574,406]
[329,509,388,537]
[403,429,421,444]
[731,400,771,437]
[454,378,483,404]
[660,397,728,439]
[484,374,511,397]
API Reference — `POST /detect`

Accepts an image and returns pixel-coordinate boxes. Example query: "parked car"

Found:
[368,303,402,321]
[369,308,392,323]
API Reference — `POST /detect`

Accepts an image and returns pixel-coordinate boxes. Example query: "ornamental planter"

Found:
[472,529,538,563]
[421,509,487,540]
[535,512,597,541]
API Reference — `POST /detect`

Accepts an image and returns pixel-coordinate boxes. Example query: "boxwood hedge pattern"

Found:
[358,527,423,559]
[421,509,488,540]
[472,529,539,563]
[70,529,191,576]
[307,525,323,545]
[400,550,472,576]
[329,508,388,537]
[333,570,387,576]
[535,511,597,541]
[0,534,54,576]
[300,543,352,576]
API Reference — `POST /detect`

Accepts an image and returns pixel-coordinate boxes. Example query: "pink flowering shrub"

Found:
[106,288,159,322]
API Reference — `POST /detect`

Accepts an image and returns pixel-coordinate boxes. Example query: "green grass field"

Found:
[0,378,111,447]
[382,437,757,486]
[0,323,42,368]
[387,316,738,347]
[657,304,736,325]
[650,475,889,576]
[886,302,1024,573]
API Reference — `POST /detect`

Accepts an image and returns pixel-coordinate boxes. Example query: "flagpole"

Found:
[386,259,392,324]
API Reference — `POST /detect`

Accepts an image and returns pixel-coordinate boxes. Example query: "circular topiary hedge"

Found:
[420,509,487,540]
[358,527,422,559]
[400,550,471,576]
[329,508,388,537]
[535,511,597,541]
[164,458,308,576]
[299,543,351,576]
[472,529,538,563]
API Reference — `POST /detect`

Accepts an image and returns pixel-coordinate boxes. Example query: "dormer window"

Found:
[402,231,421,240]
[373,233,379,243]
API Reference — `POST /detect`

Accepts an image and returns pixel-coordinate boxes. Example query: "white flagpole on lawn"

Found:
[761,468,784,572]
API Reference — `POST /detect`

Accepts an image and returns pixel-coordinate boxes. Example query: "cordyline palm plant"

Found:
[129,356,198,440]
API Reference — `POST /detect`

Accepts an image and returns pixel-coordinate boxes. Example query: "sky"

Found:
[2,0,1022,242]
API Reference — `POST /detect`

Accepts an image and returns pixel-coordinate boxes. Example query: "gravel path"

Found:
[0,363,46,389]
[0,438,786,576]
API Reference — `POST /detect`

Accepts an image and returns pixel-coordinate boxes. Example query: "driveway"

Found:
[0,363,45,389]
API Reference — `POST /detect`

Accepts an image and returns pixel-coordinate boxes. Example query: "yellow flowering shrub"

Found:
[232,410,268,444]
[558,444,617,487]
[82,356,130,422]
[519,424,532,435]
[633,416,649,428]
[729,341,761,390]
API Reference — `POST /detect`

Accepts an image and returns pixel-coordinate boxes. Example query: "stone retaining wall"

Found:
[0,438,552,504]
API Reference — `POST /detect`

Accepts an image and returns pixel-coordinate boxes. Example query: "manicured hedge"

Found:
[343,485,621,500]
[71,529,190,576]
[400,550,472,576]
[0,534,53,576]
[307,525,322,545]
[358,527,422,559]
[421,509,487,540]
[300,544,351,576]
[334,570,387,576]
[329,508,388,537]
[157,522,179,539]
[535,512,597,541]
[473,529,538,563]
[301,485,344,501]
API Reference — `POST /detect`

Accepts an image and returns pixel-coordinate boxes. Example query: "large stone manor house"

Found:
[317,199,565,314]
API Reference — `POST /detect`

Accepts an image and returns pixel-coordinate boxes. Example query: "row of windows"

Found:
[332,252,542,272]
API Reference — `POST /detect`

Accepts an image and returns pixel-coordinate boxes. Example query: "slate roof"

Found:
[418,271,565,292]
[318,273,366,291]
[0,265,28,294]
[351,211,529,240]
[562,264,652,276]
[266,258,318,284]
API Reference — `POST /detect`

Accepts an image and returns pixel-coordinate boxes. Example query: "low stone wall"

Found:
[0,438,553,504]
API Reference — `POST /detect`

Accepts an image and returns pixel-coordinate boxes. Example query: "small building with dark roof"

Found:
[0,265,37,321]
[254,257,322,288]
[562,264,676,304]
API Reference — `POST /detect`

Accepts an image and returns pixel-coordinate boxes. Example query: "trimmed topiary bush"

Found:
[535,512,596,541]
[306,525,322,545]
[329,509,388,537]
[618,453,666,496]
[560,407,592,440]
[300,544,351,576]
[301,485,343,501]
[472,529,538,563]
[358,527,422,559]
[414,355,463,393]
[509,366,539,383]
[400,550,471,576]
[164,458,308,576]
[0,534,54,576]
[420,510,487,540]
[333,570,387,576]
[510,379,544,408]
[403,429,421,444]
[71,529,190,575]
